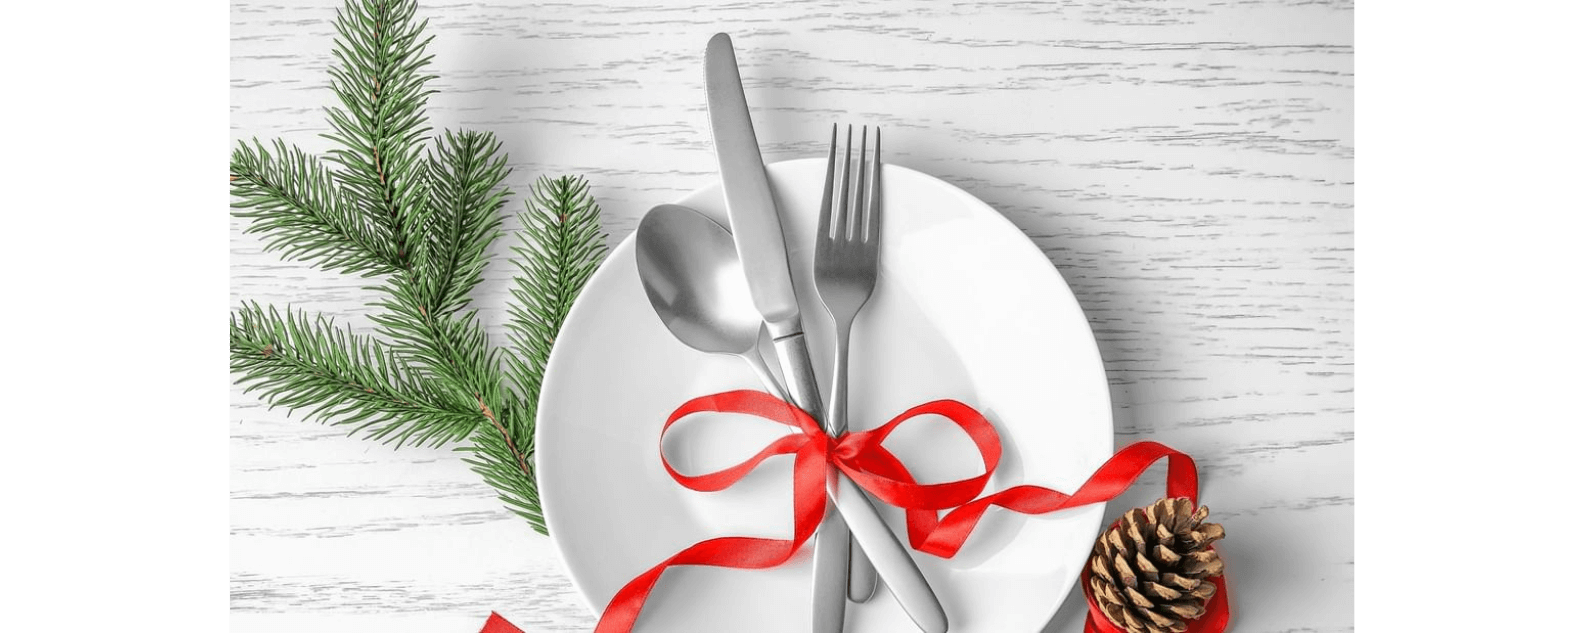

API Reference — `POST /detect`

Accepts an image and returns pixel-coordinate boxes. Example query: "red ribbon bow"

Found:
[543,389,1229,633]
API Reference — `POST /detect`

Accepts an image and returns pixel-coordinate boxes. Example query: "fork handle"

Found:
[829,322,879,602]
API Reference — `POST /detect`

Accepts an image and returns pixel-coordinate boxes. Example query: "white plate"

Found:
[538,158,1113,632]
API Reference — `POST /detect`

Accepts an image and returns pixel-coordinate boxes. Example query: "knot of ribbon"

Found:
[565,389,1229,633]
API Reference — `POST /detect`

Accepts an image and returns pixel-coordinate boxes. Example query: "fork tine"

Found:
[865,127,881,244]
[837,124,854,240]
[852,126,869,243]
[817,123,838,242]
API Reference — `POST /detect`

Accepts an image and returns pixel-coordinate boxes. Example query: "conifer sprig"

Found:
[230,302,479,447]
[324,0,437,270]
[230,0,605,535]
[419,130,511,317]
[459,175,608,533]
[505,176,608,407]
[230,139,401,276]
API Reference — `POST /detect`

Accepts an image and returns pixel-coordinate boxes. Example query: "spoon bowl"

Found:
[635,203,783,396]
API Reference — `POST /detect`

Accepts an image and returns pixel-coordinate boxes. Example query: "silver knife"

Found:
[704,32,948,633]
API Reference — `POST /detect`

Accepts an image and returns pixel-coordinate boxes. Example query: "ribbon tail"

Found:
[594,564,667,633]
[480,612,525,633]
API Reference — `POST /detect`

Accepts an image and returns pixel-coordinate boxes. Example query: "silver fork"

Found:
[814,125,947,633]
[815,124,881,606]
[816,125,881,482]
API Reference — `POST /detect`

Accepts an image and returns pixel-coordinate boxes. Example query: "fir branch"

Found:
[230,139,402,276]
[460,402,546,532]
[231,0,609,537]
[369,143,512,425]
[465,175,607,534]
[230,302,478,447]
[359,130,511,408]
[323,0,437,269]
[368,272,504,411]
[417,129,511,317]
[505,175,608,406]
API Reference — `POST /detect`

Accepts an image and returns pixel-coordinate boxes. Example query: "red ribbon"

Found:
[573,389,1230,633]
[479,612,524,633]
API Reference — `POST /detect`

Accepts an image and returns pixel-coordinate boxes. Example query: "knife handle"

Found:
[770,331,847,633]
[831,474,948,633]
[812,495,850,633]
[772,332,948,633]
[770,330,826,428]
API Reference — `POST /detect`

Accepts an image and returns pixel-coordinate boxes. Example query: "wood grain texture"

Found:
[230,1,1353,631]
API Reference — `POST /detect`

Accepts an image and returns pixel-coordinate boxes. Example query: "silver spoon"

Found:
[636,203,788,401]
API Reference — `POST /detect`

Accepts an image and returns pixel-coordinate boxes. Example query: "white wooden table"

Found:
[231,1,1353,631]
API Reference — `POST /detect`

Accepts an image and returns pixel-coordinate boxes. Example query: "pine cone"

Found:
[1088,497,1226,633]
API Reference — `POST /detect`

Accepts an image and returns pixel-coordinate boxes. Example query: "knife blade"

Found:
[704,32,948,633]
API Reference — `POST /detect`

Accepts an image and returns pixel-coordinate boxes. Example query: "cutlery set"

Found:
[632,33,948,633]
